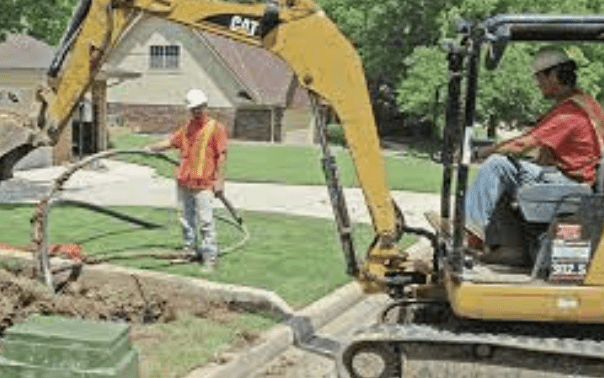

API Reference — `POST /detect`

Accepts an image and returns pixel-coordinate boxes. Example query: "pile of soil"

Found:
[0,264,239,335]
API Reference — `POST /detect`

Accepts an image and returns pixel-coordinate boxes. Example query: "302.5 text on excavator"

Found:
[2,0,604,377]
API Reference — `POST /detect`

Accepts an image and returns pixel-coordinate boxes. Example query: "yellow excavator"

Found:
[1,0,604,376]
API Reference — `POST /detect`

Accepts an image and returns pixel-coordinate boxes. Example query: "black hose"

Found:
[52,199,164,229]
[34,149,249,289]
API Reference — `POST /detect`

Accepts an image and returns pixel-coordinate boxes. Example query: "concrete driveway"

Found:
[3,159,439,230]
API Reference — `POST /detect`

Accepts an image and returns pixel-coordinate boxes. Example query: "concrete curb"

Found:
[185,281,365,378]
[186,236,433,378]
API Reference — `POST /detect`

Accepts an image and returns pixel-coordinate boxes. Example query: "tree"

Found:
[397,47,448,116]
[396,0,604,132]
[1,0,79,46]
[319,0,452,85]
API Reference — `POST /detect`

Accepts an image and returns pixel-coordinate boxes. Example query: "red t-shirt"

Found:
[169,115,228,190]
[529,99,601,184]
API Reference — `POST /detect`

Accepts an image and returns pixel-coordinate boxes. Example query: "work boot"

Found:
[199,258,216,273]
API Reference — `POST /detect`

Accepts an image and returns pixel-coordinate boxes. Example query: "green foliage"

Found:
[326,123,346,146]
[477,43,546,126]
[395,0,604,127]
[318,0,450,83]
[396,47,448,116]
[1,0,79,45]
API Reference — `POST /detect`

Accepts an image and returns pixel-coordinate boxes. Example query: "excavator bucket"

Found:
[0,115,36,181]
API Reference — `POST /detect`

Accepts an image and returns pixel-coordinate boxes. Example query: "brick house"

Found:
[103,14,313,143]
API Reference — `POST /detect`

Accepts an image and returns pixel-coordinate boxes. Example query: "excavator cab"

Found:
[439,15,604,284]
[429,14,604,318]
[338,14,604,378]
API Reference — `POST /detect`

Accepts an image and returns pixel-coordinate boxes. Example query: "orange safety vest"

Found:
[568,90,604,175]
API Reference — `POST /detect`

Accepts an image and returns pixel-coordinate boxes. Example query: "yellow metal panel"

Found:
[585,230,604,285]
[446,273,604,322]
[133,0,266,46]
[267,12,396,235]
[47,1,133,142]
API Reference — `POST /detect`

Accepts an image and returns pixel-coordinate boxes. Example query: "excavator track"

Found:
[341,305,604,378]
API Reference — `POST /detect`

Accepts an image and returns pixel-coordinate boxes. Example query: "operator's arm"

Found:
[478,134,539,158]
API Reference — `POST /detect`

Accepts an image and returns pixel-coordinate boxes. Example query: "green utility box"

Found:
[0,315,138,377]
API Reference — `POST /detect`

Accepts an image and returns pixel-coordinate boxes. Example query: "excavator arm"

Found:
[1,0,413,289]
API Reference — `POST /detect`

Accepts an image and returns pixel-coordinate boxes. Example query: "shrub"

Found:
[326,123,346,146]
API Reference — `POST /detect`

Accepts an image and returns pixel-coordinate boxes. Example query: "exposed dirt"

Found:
[0,262,267,377]
[0,263,249,334]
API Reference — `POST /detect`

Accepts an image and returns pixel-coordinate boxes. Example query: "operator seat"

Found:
[516,156,604,223]
[515,155,604,274]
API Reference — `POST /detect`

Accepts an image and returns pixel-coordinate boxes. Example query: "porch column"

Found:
[91,80,108,151]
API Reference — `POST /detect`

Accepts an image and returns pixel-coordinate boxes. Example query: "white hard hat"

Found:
[186,89,208,109]
[533,48,572,73]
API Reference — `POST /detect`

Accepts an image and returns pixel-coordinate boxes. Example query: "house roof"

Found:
[199,31,295,106]
[0,34,54,69]
[105,14,310,109]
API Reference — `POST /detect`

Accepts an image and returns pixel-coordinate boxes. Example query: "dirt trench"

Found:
[0,263,248,334]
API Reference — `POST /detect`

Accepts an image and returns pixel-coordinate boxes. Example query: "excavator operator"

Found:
[465,47,604,266]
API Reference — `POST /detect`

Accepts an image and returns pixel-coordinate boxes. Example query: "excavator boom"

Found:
[0,0,405,283]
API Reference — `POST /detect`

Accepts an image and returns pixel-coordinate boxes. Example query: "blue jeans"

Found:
[465,154,575,247]
[177,185,218,262]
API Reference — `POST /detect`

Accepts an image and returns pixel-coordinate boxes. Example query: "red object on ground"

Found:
[0,241,84,261]
[50,244,84,261]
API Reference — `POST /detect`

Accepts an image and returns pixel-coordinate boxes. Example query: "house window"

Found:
[149,45,180,69]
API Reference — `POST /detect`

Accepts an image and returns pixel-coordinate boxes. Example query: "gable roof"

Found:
[0,34,54,69]
[105,14,309,108]
[199,31,296,107]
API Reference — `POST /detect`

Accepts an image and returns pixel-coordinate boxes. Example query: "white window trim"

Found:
[149,44,181,70]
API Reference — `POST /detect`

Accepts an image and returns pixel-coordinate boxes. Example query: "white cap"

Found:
[186,88,208,109]
[533,48,572,73]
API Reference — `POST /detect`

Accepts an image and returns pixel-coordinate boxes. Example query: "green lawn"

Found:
[132,312,275,378]
[0,203,418,378]
[108,131,454,193]
[0,204,416,309]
